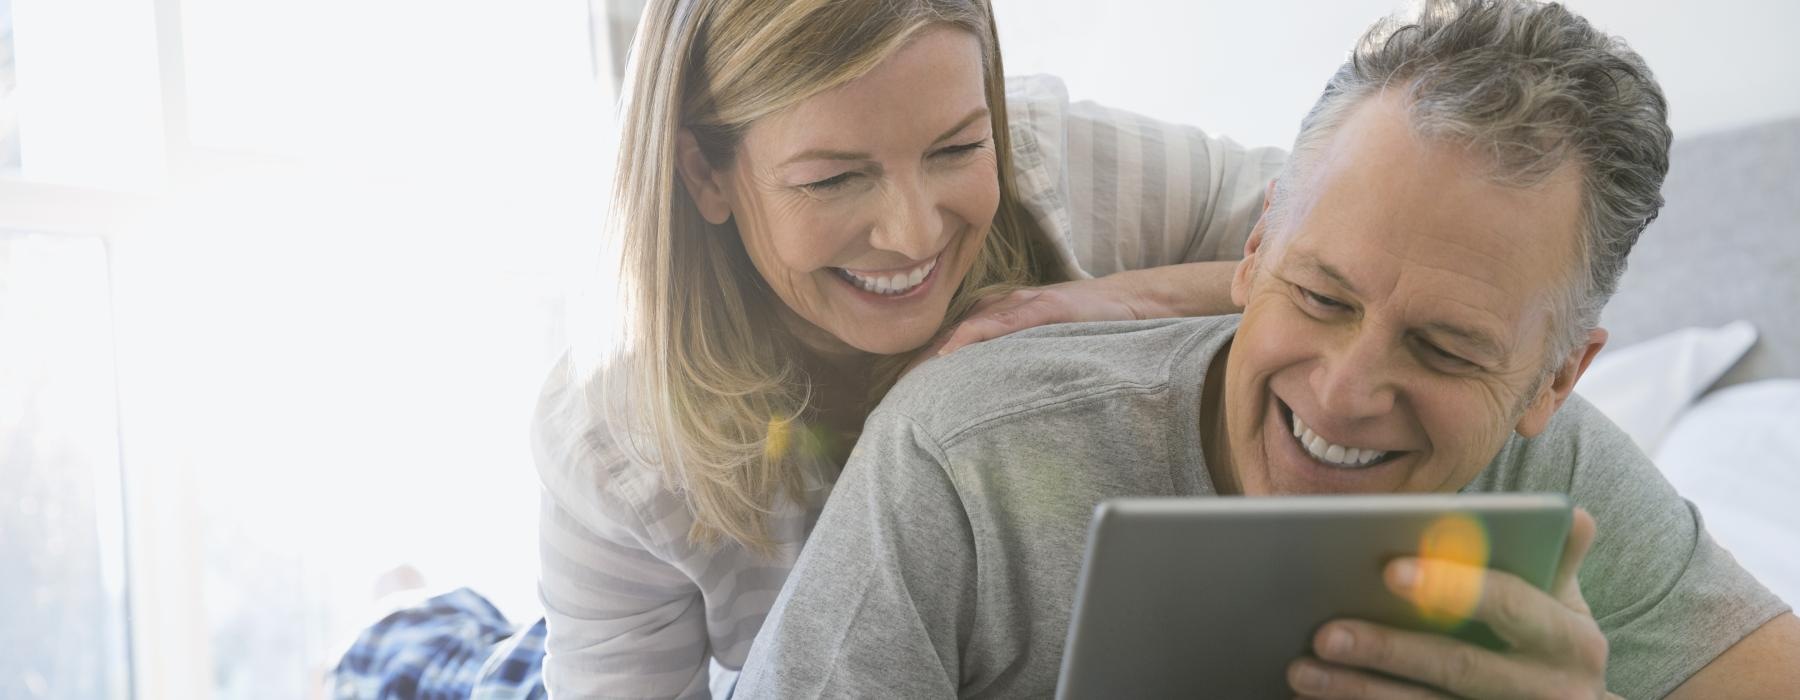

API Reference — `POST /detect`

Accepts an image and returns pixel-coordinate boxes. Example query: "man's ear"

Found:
[675,129,734,225]
[1231,180,1279,307]
[1515,327,1609,437]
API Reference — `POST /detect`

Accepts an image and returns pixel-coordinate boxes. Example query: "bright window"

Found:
[2,1,624,697]
[0,230,132,700]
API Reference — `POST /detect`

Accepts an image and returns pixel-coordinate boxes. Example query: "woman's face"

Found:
[685,26,999,356]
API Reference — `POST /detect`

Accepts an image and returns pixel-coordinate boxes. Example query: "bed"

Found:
[1576,115,1800,609]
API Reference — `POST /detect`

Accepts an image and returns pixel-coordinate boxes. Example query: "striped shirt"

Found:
[531,74,1286,699]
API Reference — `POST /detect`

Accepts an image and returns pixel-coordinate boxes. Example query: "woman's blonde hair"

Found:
[604,0,1068,554]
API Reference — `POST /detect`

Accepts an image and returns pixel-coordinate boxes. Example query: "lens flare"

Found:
[764,416,791,462]
[798,422,839,460]
[1413,513,1490,629]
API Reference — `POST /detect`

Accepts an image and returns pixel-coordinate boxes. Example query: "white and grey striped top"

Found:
[531,75,1286,699]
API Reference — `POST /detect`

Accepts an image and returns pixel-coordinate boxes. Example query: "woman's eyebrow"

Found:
[779,106,989,167]
[931,106,990,144]
[781,148,872,166]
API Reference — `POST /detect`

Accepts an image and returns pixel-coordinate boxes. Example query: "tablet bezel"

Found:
[1054,493,1572,699]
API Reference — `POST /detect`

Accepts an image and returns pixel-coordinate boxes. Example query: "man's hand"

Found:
[1288,508,1622,700]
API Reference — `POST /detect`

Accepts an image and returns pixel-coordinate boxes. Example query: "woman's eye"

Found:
[801,172,856,192]
[1300,287,1349,311]
[935,139,988,158]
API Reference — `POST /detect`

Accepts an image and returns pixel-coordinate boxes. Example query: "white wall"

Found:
[994,0,1800,150]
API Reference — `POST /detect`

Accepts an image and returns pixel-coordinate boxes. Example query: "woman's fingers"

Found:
[937,291,1060,355]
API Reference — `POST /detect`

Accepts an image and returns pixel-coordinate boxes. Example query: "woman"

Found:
[333,0,1282,697]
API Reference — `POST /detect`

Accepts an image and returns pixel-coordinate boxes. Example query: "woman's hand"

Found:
[935,260,1243,356]
[935,281,1143,355]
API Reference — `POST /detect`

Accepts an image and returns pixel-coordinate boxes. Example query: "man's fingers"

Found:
[1552,507,1598,613]
[1391,559,1556,652]
[1308,620,1526,698]
[1287,656,1456,700]
[1388,557,1605,664]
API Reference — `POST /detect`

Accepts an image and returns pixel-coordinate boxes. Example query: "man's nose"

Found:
[1312,332,1398,419]
[868,174,945,261]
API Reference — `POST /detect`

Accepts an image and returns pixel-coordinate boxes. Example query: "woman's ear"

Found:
[675,129,734,225]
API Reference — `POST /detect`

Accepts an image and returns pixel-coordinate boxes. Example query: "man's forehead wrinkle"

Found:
[1427,224,1527,283]
[1403,247,1518,312]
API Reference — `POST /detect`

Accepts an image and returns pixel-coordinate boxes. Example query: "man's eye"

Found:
[1420,340,1477,369]
[801,172,856,192]
[1300,287,1350,311]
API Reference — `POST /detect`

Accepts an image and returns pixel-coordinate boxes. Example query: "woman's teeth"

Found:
[838,257,936,296]
[1292,413,1388,468]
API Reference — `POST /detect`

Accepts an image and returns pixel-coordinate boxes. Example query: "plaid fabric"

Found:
[332,588,546,700]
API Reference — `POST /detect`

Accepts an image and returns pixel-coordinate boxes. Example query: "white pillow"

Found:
[1574,321,1757,455]
[1655,380,1800,609]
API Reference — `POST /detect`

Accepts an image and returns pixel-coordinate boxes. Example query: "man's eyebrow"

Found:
[1290,250,1361,296]
[779,107,989,167]
[1421,320,1505,359]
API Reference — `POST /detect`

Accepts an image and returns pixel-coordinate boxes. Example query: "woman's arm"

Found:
[531,358,715,699]
[935,260,1240,355]
[537,487,714,699]
[1054,99,1285,277]
[945,78,1285,354]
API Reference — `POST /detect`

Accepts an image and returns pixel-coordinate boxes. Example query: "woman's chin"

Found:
[839,328,936,357]
[816,294,951,356]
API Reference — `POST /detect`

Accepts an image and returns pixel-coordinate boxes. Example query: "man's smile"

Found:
[1276,398,1407,471]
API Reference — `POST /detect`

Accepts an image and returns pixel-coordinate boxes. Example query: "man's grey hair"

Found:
[1270,0,1671,361]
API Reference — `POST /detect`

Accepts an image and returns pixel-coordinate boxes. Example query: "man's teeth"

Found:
[1291,413,1387,468]
[841,258,935,295]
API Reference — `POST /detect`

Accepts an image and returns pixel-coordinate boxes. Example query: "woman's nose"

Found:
[868,177,945,261]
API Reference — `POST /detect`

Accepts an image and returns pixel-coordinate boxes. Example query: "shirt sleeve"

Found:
[536,491,712,699]
[532,359,713,700]
[734,411,975,699]
[1004,75,1287,279]
[1499,397,1791,699]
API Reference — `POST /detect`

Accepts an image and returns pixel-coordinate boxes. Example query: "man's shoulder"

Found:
[880,316,1237,444]
[1468,392,1650,495]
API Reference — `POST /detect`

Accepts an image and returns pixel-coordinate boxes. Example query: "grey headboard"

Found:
[1597,116,1800,388]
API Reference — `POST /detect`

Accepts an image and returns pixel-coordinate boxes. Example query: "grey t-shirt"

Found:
[735,317,1788,699]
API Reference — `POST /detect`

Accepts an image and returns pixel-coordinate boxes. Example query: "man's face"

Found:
[1218,91,1603,497]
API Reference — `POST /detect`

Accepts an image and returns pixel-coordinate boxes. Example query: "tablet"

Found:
[1054,493,1571,699]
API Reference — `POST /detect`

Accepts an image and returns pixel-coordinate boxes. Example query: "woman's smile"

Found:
[830,251,942,299]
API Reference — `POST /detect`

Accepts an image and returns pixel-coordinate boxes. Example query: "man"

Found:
[735,1,1800,697]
